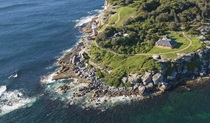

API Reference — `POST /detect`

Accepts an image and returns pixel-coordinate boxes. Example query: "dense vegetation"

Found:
[89,0,210,87]
[106,0,134,6]
[96,0,210,54]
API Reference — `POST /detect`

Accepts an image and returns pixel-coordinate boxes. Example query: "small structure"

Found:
[155,36,176,49]
[91,21,98,36]
[109,32,122,39]
[113,33,122,38]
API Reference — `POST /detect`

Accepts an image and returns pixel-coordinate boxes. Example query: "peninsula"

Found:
[50,0,210,109]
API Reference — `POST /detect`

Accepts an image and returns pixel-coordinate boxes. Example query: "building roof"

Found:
[156,36,176,48]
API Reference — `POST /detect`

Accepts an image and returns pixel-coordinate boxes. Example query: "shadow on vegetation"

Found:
[174,42,183,49]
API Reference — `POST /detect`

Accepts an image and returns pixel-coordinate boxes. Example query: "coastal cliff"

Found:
[50,0,210,109]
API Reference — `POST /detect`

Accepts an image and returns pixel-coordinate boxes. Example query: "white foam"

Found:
[75,15,96,27]
[43,78,134,110]
[93,9,103,13]
[0,86,6,96]
[0,90,36,116]
[8,73,18,79]
[40,72,57,84]
[46,63,57,70]
[87,9,103,15]
[61,47,73,55]
[74,8,102,27]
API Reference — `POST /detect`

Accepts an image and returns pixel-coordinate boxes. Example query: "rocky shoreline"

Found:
[50,38,159,109]
[47,1,210,110]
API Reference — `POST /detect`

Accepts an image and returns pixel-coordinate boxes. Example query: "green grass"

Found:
[90,44,161,86]
[186,36,202,52]
[148,31,202,59]
[108,7,136,27]
[148,32,189,54]
[163,53,178,59]
[90,44,157,73]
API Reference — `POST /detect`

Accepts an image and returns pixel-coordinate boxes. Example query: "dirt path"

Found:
[158,32,192,55]
[94,32,193,57]
[115,8,122,24]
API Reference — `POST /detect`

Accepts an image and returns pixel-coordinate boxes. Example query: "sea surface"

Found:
[0,0,210,122]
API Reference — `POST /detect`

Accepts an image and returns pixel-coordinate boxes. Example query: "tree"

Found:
[156,13,171,22]
[96,32,107,42]
[169,22,179,31]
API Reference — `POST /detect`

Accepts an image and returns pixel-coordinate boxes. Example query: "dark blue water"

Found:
[0,0,210,122]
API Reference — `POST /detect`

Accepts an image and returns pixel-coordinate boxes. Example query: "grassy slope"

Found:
[148,31,202,59]
[108,7,136,27]
[90,44,161,86]
[91,44,146,73]
[90,1,205,86]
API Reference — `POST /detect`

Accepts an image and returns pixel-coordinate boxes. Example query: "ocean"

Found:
[0,0,210,122]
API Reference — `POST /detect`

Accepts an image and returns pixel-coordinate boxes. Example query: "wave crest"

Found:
[0,87,37,116]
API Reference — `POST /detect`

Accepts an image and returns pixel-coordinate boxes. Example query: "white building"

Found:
[92,21,98,36]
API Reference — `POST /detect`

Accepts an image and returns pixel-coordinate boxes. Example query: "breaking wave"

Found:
[0,86,37,116]
[74,9,102,27]
[42,78,133,111]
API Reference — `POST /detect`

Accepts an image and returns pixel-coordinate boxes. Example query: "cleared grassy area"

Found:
[89,44,161,86]
[90,44,160,72]
[148,31,202,59]
[108,7,136,27]
[186,36,202,52]
[163,53,178,59]
[149,32,189,54]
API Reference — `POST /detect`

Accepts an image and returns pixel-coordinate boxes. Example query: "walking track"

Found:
[94,32,192,56]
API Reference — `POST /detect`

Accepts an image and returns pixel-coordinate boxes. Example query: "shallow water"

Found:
[0,0,210,122]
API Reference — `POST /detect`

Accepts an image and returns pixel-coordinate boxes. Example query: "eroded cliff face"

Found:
[136,47,210,93]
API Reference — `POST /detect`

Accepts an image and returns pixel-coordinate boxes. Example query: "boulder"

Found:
[121,77,128,83]
[138,86,145,95]
[167,71,177,81]
[208,63,210,69]
[194,67,199,75]
[177,66,182,74]
[71,55,78,65]
[158,82,170,92]
[184,56,192,62]
[145,82,154,92]
[142,72,152,85]
[152,73,163,85]
[133,83,140,90]
[182,66,188,74]
[152,54,160,60]
[127,74,139,84]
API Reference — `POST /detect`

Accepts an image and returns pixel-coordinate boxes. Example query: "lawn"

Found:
[108,7,136,27]
[185,36,202,52]
[90,44,160,74]
[148,31,202,59]
[148,32,189,54]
